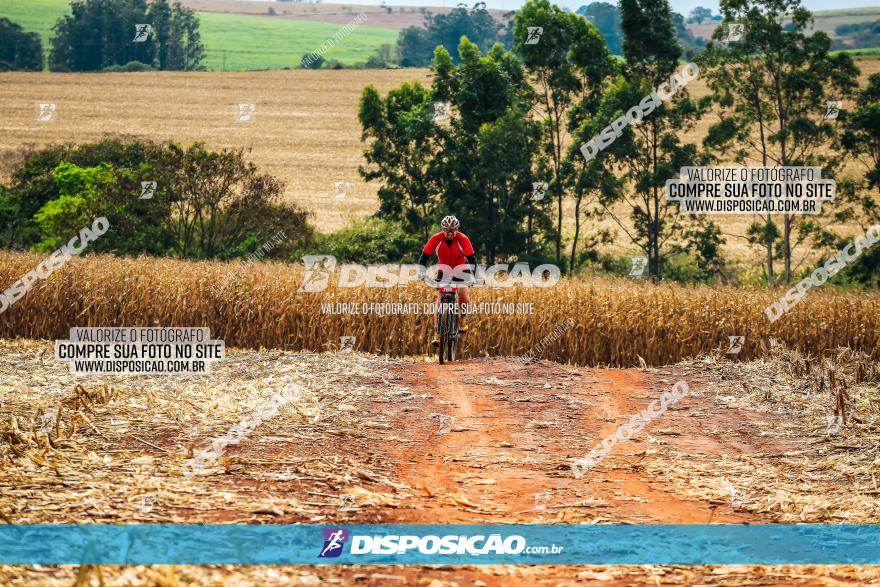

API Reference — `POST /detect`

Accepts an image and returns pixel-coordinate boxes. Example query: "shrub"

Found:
[102,60,156,72]
[0,140,313,261]
[315,217,420,264]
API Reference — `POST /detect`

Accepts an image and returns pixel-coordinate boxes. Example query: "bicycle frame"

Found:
[437,286,459,364]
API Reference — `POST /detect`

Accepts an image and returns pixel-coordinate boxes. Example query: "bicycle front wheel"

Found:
[438,308,447,364]
[446,310,458,362]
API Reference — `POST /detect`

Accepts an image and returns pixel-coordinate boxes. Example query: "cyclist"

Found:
[417,215,476,347]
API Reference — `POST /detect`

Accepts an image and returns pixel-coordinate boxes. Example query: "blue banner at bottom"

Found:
[1,524,878,565]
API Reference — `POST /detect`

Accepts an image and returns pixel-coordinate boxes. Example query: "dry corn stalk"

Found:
[1,250,879,367]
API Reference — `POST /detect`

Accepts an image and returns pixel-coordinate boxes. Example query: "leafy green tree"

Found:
[301,53,324,69]
[397,5,505,67]
[681,220,729,282]
[320,217,420,263]
[0,140,310,259]
[34,162,115,251]
[701,0,860,282]
[0,18,43,71]
[835,73,880,286]
[586,0,709,280]
[397,26,435,68]
[1,139,168,249]
[432,40,545,263]
[577,3,704,59]
[842,73,880,200]
[672,12,706,59]
[365,44,397,68]
[359,40,551,263]
[474,93,543,263]
[358,80,436,239]
[148,1,205,70]
[516,0,616,270]
[49,0,204,72]
[833,20,880,51]
[576,2,623,55]
[688,6,713,23]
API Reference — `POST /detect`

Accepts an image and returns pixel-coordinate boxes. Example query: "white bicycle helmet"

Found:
[440,215,460,230]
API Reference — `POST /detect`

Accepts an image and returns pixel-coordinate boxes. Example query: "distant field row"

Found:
[0,0,400,70]
[2,63,879,265]
[5,0,880,72]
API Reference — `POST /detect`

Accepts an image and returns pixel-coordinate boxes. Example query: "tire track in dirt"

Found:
[384,358,768,524]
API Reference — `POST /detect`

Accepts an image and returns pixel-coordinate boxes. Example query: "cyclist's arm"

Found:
[465,253,476,268]
[417,234,442,273]
[458,234,477,272]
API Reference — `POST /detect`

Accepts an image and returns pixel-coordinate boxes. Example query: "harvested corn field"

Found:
[1,338,879,584]
[1,250,879,366]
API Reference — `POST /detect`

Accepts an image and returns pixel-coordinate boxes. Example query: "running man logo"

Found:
[319,528,349,558]
[339,336,355,353]
[533,492,549,511]
[298,255,337,292]
[726,335,745,355]
[719,23,744,45]
[629,257,648,277]
[429,101,451,123]
[133,24,152,42]
[333,181,350,200]
[36,409,58,433]
[36,102,57,122]
[824,100,842,120]
[237,103,256,122]
[140,181,157,200]
[437,414,455,434]
[139,494,156,513]
[531,182,548,201]
[525,27,543,45]
[825,415,843,436]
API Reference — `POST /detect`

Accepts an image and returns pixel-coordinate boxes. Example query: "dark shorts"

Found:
[436,271,473,285]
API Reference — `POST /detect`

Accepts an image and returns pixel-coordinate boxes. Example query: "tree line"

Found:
[393,2,708,67]
[359,0,880,285]
[0,0,204,72]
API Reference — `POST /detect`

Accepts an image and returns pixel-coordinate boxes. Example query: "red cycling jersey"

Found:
[422,231,475,269]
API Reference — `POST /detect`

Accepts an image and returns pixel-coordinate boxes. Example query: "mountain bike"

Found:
[436,285,461,364]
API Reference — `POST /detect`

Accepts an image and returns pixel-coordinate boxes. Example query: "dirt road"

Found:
[384,359,763,525]
[3,343,879,585]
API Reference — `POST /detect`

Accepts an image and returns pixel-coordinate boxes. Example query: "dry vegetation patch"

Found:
[1,251,879,366]
[0,339,414,525]
[642,344,880,523]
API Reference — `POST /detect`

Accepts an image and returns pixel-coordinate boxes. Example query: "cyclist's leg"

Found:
[435,290,442,331]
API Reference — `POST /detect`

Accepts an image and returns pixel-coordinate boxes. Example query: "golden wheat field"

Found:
[1,250,878,365]
[0,68,431,234]
[2,62,879,266]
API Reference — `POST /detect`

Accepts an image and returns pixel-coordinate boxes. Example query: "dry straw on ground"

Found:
[644,342,880,523]
[1,338,879,585]
[0,338,410,518]
[1,251,879,366]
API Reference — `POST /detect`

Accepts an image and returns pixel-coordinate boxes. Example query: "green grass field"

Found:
[3,0,879,70]
[813,7,880,17]
[836,47,880,56]
[0,0,399,70]
[0,0,68,46]
[196,12,398,70]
